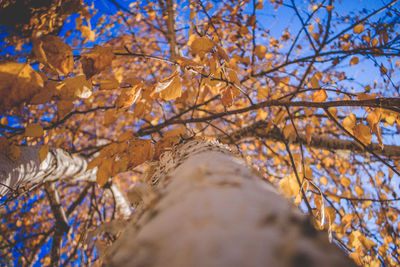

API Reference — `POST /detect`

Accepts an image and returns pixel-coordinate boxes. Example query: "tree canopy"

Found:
[1,0,400,265]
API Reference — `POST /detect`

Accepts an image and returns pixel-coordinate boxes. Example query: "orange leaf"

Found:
[312,89,327,102]
[350,56,359,65]
[81,46,115,78]
[353,123,372,145]
[155,72,182,101]
[25,123,44,137]
[32,35,74,75]
[39,145,49,163]
[353,24,365,34]
[190,36,215,55]
[129,139,153,168]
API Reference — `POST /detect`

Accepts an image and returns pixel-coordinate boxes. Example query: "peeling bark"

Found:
[104,139,354,267]
[0,146,131,218]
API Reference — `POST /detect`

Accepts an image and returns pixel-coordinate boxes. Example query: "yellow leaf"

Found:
[325,5,334,11]
[255,0,263,9]
[32,35,74,75]
[283,124,295,141]
[350,56,359,65]
[312,89,327,102]
[97,159,113,186]
[340,177,351,187]
[310,74,320,89]
[0,62,43,111]
[99,78,120,90]
[81,46,115,78]
[305,124,314,145]
[104,109,118,125]
[164,126,186,138]
[57,100,74,118]
[25,123,44,137]
[30,89,51,105]
[87,156,102,170]
[279,173,300,198]
[257,87,268,101]
[155,72,182,101]
[0,117,7,125]
[353,123,372,145]
[349,252,363,265]
[129,139,154,168]
[355,186,364,196]
[116,85,142,108]
[190,36,215,55]
[39,145,49,163]
[343,114,356,134]
[353,24,365,34]
[320,176,328,186]
[62,75,93,99]
[255,45,267,60]
[221,85,240,106]
[80,25,96,41]
[189,10,196,20]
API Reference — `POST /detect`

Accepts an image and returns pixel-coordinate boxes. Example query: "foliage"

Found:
[1,0,400,265]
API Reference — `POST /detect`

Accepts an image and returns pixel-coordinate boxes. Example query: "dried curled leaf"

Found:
[81,46,115,78]
[32,35,74,75]
[0,62,44,111]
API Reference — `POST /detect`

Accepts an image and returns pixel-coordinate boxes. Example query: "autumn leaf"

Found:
[310,74,320,89]
[255,45,267,60]
[343,114,356,134]
[353,24,365,34]
[0,62,43,111]
[279,173,300,198]
[190,36,215,55]
[221,85,240,106]
[305,124,314,144]
[350,56,359,65]
[129,139,153,168]
[312,89,327,102]
[25,123,44,137]
[116,85,142,108]
[39,145,49,163]
[81,46,115,78]
[340,177,351,187]
[97,158,113,186]
[353,123,372,145]
[32,35,74,75]
[155,72,182,101]
[61,75,93,99]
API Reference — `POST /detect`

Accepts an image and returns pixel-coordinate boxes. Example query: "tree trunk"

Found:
[0,146,131,218]
[104,139,354,267]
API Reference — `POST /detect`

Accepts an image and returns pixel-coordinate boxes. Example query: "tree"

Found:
[0,0,399,265]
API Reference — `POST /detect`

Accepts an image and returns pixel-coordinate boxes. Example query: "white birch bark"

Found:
[0,146,131,218]
[104,139,354,267]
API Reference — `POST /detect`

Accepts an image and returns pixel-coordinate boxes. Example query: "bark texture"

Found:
[0,146,131,218]
[104,139,354,267]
